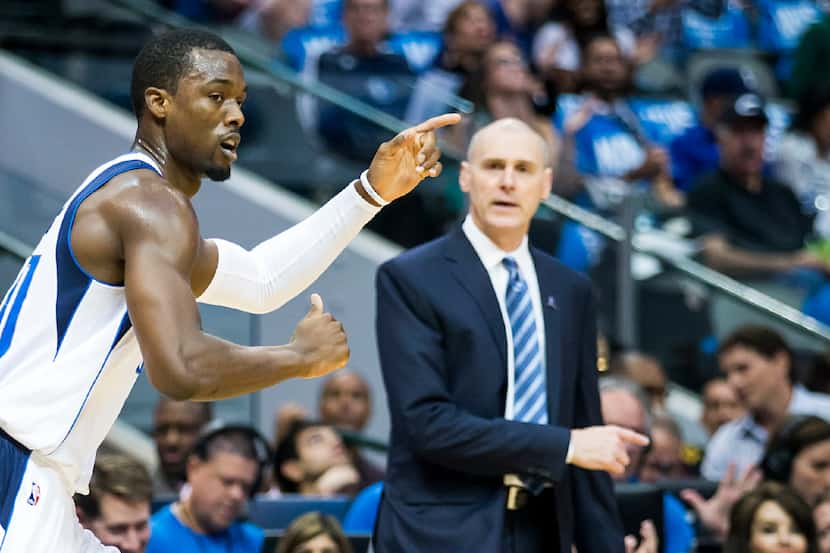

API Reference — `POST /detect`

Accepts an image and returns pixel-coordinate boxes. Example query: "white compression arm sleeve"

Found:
[197,181,381,314]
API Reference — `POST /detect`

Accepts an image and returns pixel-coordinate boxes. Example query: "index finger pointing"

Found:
[412,113,462,133]
[618,428,650,446]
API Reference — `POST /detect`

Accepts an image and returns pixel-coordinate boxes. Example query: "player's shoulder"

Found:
[102,170,198,239]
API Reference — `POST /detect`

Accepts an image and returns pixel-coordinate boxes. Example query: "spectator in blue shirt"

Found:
[670,67,752,192]
[146,427,265,553]
[313,0,415,162]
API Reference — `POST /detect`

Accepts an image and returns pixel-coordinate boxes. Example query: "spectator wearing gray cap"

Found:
[670,67,752,192]
[686,92,830,322]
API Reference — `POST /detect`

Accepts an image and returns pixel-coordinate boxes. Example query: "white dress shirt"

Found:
[462,215,547,420]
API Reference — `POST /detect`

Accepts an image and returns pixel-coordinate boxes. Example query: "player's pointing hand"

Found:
[365,113,462,203]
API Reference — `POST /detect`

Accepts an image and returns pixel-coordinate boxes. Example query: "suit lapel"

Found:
[443,228,508,369]
[531,248,563,423]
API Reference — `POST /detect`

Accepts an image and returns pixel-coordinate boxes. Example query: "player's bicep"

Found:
[118,197,204,399]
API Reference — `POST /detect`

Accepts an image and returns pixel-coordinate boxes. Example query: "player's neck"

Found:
[133,136,202,197]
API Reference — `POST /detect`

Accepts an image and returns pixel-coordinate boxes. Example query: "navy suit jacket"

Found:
[373,228,624,553]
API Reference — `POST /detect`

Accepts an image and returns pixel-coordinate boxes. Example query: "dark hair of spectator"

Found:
[273,419,327,493]
[74,454,152,519]
[444,0,488,37]
[458,40,523,111]
[196,428,261,464]
[793,81,830,133]
[805,350,830,394]
[276,512,354,553]
[556,0,612,48]
[762,416,830,483]
[131,29,236,120]
[717,325,794,379]
[724,481,817,553]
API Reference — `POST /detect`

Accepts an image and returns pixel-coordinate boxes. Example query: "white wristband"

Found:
[360,170,390,207]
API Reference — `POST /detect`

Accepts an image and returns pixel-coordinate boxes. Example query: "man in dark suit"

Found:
[374,118,650,553]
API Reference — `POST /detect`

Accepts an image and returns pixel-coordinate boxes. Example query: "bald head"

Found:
[153,399,213,487]
[319,370,371,432]
[466,118,552,168]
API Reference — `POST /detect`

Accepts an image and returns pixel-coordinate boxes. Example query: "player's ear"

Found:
[144,87,172,120]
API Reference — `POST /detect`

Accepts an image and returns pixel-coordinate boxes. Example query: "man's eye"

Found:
[209,93,223,103]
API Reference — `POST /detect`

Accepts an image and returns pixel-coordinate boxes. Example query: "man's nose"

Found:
[226,103,245,129]
[501,167,516,188]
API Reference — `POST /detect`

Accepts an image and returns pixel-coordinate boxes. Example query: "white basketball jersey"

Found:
[0,152,162,494]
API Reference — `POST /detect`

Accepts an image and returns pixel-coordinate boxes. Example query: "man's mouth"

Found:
[492,200,518,208]
[219,133,241,160]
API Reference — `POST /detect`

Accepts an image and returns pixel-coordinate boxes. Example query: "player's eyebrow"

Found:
[204,78,247,92]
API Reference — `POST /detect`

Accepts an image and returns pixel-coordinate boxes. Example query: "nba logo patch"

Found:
[27,482,40,506]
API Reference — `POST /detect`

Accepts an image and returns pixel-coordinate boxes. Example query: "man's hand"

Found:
[625,520,658,553]
[316,464,361,496]
[290,294,349,379]
[365,113,461,203]
[569,425,650,476]
[680,463,761,538]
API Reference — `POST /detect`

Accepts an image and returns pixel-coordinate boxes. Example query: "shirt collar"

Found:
[736,414,767,443]
[462,214,531,271]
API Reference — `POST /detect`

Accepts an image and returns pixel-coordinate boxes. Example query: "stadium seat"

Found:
[342,481,384,533]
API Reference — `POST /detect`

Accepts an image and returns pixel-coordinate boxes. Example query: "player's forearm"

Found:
[147,333,304,401]
[198,181,380,313]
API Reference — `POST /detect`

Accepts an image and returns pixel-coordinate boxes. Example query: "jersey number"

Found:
[0,255,41,358]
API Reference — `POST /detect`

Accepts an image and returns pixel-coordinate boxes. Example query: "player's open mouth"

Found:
[219,134,240,161]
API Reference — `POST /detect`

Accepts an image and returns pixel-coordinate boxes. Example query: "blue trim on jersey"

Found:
[47,311,136,455]
[54,159,153,357]
[0,428,30,551]
[0,256,41,359]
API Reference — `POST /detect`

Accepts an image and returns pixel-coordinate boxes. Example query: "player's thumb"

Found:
[309,293,324,314]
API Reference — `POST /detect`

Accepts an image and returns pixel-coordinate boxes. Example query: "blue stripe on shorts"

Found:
[0,428,30,536]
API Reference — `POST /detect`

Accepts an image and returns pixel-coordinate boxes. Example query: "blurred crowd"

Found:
[58,0,830,552]
[74,323,830,553]
[138,0,830,332]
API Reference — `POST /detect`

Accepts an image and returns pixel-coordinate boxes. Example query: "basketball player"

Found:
[0,29,458,552]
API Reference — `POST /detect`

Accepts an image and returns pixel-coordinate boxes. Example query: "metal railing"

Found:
[543,193,830,345]
[0,230,32,260]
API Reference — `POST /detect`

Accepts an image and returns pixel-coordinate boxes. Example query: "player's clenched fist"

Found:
[569,425,650,476]
[290,293,350,378]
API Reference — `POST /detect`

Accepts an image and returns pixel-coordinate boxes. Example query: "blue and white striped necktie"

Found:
[503,256,548,425]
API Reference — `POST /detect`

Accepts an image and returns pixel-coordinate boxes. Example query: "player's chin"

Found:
[205,164,232,182]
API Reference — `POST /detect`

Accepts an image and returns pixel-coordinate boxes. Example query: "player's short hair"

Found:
[130,28,236,119]
[74,454,152,519]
